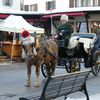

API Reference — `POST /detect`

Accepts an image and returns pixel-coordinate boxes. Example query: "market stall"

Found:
[0,15,44,61]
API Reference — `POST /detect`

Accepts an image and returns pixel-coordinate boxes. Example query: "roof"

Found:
[0,15,44,33]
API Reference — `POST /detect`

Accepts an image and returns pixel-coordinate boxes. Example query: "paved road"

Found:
[0,62,100,100]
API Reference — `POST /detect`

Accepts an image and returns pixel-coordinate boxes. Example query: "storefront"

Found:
[2,32,22,60]
[41,10,100,35]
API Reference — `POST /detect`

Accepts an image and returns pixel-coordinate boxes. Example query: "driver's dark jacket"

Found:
[57,23,73,40]
[57,23,73,58]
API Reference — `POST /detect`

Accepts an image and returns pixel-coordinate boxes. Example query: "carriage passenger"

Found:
[21,30,37,56]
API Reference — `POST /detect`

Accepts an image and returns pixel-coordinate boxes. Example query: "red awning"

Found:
[0,14,9,19]
[42,11,85,18]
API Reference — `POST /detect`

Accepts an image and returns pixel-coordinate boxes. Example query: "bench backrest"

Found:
[40,70,90,100]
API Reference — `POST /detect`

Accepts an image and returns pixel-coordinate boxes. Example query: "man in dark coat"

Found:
[57,14,73,58]
[57,14,73,41]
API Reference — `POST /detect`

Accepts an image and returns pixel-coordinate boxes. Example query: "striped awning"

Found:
[42,11,85,18]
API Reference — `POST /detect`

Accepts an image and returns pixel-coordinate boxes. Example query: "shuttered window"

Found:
[93,0,98,6]
[46,0,56,10]
[24,5,29,11]
[3,0,13,6]
[20,0,24,10]
[69,0,74,8]
[30,4,38,11]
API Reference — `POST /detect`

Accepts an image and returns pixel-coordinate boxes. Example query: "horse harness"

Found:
[40,38,58,59]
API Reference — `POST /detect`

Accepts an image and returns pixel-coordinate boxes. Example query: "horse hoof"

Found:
[25,84,32,87]
[34,83,40,87]
[25,81,32,87]
[34,81,40,87]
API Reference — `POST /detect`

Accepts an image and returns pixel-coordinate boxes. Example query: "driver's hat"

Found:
[60,14,68,21]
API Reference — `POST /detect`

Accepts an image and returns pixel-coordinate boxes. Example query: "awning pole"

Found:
[85,12,89,33]
[11,32,15,63]
[50,8,54,35]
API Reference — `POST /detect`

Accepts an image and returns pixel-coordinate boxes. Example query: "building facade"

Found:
[69,0,100,33]
[23,0,100,34]
[1,0,100,34]
[24,0,69,13]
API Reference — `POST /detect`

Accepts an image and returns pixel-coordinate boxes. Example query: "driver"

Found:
[57,14,73,46]
[57,14,73,58]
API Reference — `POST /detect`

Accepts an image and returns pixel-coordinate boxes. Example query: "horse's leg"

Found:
[34,62,41,87]
[25,64,32,87]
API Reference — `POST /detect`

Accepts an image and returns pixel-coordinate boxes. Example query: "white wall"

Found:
[0,0,70,14]
[24,0,70,13]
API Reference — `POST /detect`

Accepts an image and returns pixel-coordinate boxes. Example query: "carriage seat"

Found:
[72,33,96,39]
[72,33,97,53]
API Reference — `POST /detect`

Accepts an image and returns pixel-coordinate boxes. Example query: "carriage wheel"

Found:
[70,58,81,72]
[65,58,81,73]
[92,64,100,76]
[91,52,100,76]
[41,63,54,78]
[41,63,48,78]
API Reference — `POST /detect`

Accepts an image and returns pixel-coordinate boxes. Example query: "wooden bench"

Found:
[19,70,90,100]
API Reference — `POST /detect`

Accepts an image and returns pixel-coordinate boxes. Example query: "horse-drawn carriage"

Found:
[41,32,100,77]
[21,31,100,87]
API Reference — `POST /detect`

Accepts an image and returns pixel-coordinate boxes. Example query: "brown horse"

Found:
[22,35,58,87]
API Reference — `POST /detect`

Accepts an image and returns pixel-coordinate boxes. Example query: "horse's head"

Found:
[22,43,37,58]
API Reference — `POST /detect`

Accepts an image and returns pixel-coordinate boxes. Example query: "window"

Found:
[3,0,13,6]
[74,0,93,7]
[93,0,98,6]
[81,0,86,7]
[79,22,87,32]
[46,0,56,10]
[81,0,91,7]
[30,4,38,11]
[87,0,91,6]
[24,5,29,11]
[20,0,24,10]
[75,0,81,7]
[69,0,74,8]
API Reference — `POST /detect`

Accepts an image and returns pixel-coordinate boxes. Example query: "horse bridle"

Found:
[22,43,35,57]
